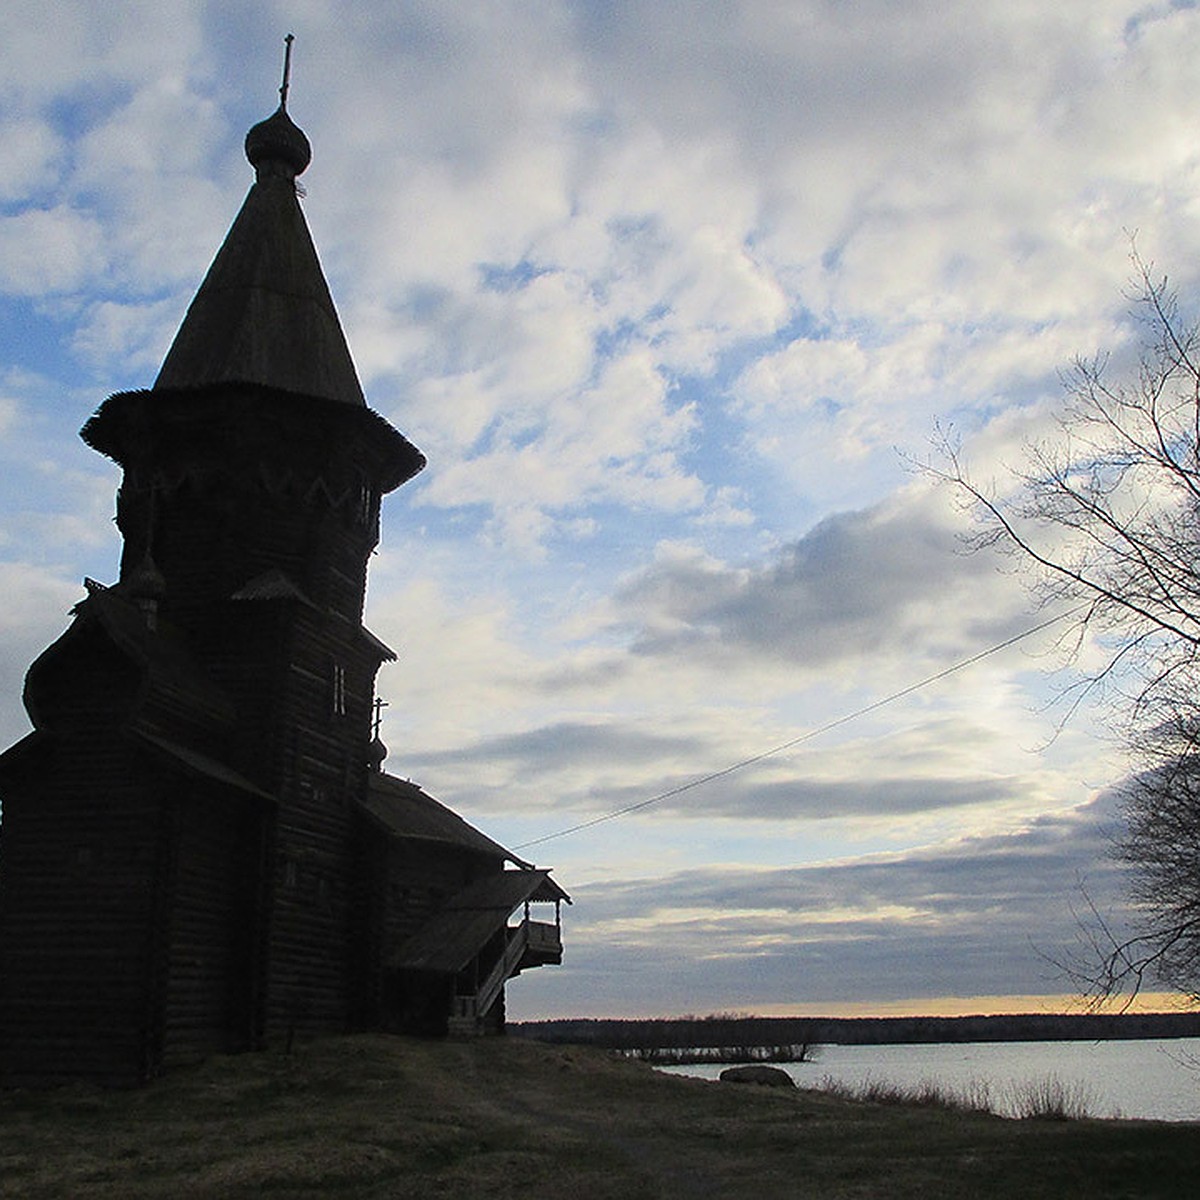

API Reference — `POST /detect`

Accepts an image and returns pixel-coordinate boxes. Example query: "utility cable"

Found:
[512,606,1079,851]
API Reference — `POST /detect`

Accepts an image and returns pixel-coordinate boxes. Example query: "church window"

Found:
[332,662,347,716]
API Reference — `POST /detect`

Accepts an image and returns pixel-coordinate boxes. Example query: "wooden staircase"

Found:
[447,918,561,1036]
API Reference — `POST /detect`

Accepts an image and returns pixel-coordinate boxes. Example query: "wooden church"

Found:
[0,62,567,1086]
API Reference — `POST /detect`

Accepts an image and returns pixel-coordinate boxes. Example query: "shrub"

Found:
[1005,1075,1096,1121]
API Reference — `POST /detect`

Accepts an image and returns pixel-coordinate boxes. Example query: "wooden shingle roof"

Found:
[79,100,425,493]
[153,117,364,407]
[361,772,528,866]
[390,869,570,976]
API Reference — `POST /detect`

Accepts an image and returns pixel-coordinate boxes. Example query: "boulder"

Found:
[719,1065,795,1088]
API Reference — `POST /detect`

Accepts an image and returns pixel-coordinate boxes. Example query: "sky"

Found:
[3,0,1199,1021]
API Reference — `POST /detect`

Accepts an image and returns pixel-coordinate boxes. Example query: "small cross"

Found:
[372,697,389,739]
[280,34,295,111]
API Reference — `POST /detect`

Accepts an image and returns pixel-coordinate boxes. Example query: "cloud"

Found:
[656,774,1026,822]
[0,116,63,203]
[370,470,1093,851]
[1,2,1184,1020]
[518,791,1131,1016]
[417,720,701,777]
[0,208,107,296]
[694,485,755,529]
[406,698,1102,854]
[412,341,704,550]
[12,1,1194,547]
[606,485,1031,674]
[70,298,180,375]
[367,568,549,756]
[0,562,84,747]
[0,369,123,578]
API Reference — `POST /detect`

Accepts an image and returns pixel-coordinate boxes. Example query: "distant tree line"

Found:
[513,1010,1200,1051]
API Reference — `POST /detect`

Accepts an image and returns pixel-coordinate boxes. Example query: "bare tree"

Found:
[932,256,1200,1004]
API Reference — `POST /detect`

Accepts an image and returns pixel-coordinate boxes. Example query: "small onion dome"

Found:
[368,733,388,772]
[245,106,312,177]
[124,551,167,603]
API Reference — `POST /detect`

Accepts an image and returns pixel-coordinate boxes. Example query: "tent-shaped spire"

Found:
[154,80,365,406]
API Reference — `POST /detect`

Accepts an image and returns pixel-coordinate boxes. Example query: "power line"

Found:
[512,607,1078,851]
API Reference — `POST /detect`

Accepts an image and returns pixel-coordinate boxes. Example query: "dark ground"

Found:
[1,1033,1197,1198]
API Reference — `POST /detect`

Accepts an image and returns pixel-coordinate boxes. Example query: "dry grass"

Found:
[1005,1074,1100,1121]
[0,1034,1197,1199]
[814,1072,1101,1121]
[816,1073,997,1115]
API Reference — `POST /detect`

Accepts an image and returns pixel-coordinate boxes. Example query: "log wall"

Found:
[159,787,266,1069]
[0,735,162,1086]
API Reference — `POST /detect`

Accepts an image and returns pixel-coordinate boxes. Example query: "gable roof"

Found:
[133,731,273,801]
[390,869,569,975]
[360,772,529,867]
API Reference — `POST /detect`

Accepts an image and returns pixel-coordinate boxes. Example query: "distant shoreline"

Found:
[514,1010,1200,1051]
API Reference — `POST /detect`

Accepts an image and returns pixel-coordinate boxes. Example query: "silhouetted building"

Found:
[0,85,566,1086]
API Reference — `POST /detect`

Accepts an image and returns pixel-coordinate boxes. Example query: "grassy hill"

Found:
[1,1033,1197,1198]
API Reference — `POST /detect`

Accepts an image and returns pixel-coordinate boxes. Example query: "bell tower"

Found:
[81,60,424,1039]
[0,47,425,1077]
[0,44,565,1085]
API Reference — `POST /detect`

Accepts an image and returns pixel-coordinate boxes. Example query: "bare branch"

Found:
[933,260,1200,1004]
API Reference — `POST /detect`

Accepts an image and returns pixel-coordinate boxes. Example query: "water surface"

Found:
[662,1037,1200,1121]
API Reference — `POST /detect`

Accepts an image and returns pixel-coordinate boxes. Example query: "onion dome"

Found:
[368,733,388,772]
[245,106,311,178]
[124,550,167,603]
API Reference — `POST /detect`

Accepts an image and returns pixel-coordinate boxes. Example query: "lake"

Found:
[661,1037,1200,1122]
